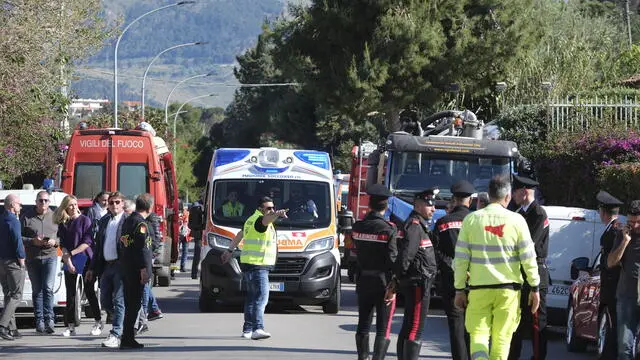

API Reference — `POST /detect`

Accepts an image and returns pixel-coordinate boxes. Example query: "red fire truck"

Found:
[60,122,180,286]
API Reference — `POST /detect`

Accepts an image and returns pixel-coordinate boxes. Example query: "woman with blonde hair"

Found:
[54,195,101,337]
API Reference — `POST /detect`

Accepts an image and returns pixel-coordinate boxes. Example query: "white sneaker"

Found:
[90,320,104,336]
[101,334,120,348]
[251,329,271,340]
[241,331,252,339]
[62,326,76,337]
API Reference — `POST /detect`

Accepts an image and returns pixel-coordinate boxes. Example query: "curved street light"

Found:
[113,1,195,127]
[173,93,218,158]
[164,72,214,124]
[141,41,207,119]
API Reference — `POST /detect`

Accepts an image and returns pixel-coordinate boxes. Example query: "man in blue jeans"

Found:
[86,192,128,348]
[221,196,287,340]
[607,200,640,360]
[21,191,59,334]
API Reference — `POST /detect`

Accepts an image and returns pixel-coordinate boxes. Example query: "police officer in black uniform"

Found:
[395,188,438,360]
[508,175,549,360]
[352,184,398,360]
[596,190,623,359]
[119,193,154,350]
[433,180,474,360]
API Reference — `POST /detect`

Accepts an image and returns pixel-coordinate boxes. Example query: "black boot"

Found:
[372,336,390,360]
[403,340,422,360]
[355,333,370,360]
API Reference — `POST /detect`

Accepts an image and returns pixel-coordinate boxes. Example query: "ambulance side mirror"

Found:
[570,257,590,280]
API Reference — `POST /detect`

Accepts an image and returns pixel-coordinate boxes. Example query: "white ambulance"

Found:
[199,148,341,313]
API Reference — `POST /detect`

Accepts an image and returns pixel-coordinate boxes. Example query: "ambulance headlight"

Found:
[208,233,232,249]
[304,237,334,252]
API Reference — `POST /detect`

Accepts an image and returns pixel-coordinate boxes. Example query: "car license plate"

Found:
[269,282,284,292]
[550,285,569,296]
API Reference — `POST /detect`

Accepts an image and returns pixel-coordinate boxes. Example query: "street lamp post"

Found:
[113,1,195,128]
[173,93,217,159]
[141,41,206,119]
[164,72,214,124]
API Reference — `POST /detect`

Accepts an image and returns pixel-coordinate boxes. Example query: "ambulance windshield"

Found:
[211,179,332,229]
[389,152,511,199]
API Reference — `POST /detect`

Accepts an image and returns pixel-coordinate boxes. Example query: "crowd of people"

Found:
[348,174,640,360]
[0,190,165,350]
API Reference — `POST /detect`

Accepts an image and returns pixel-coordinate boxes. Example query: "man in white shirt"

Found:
[86,192,128,348]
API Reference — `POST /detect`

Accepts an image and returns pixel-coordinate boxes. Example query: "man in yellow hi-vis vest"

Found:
[221,196,287,340]
[222,190,245,217]
[453,175,540,360]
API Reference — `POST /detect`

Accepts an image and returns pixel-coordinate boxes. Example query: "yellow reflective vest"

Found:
[453,203,540,290]
[240,210,277,266]
[222,201,244,217]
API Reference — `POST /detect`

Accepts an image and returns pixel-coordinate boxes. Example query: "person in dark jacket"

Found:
[596,190,623,359]
[0,194,25,341]
[395,188,438,360]
[433,181,474,360]
[119,193,154,350]
[137,211,164,331]
[352,184,398,360]
[54,195,99,337]
[87,191,109,228]
[188,200,204,279]
[508,174,550,360]
[86,192,127,347]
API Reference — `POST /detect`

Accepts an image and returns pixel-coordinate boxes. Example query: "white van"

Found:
[543,205,623,323]
[0,188,90,324]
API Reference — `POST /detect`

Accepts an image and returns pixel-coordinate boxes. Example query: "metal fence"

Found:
[548,95,640,130]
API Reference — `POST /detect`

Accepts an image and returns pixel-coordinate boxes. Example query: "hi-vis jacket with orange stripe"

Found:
[453,203,540,291]
[396,211,437,282]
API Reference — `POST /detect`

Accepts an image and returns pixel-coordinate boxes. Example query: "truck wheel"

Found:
[322,275,341,314]
[199,292,217,313]
[157,266,171,287]
[566,305,587,352]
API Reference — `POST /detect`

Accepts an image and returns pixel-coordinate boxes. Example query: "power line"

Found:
[75,67,300,87]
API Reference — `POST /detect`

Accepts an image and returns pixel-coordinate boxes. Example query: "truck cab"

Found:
[199,148,341,314]
[60,123,179,286]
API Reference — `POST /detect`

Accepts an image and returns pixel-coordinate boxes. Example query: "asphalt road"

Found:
[0,247,600,359]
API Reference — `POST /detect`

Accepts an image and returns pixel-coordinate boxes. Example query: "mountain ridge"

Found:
[72,0,304,108]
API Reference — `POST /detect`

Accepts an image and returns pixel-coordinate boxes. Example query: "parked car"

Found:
[544,206,626,325]
[566,253,612,356]
[0,188,96,324]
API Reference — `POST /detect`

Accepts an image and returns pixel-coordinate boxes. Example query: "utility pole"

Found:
[60,1,69,134]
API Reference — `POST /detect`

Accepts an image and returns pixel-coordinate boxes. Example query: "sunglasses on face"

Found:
[37,199,50,203]
[109,200,122,205]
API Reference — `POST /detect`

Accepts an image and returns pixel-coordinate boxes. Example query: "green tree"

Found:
[278,0,539,131]
[502,0,628,105]
[0,0,113,186]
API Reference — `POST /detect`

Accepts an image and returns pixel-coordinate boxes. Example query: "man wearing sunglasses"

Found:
[87,192,128,348]
[21,191,59,335]
[222,196,287,340]
[394,188,438,360]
